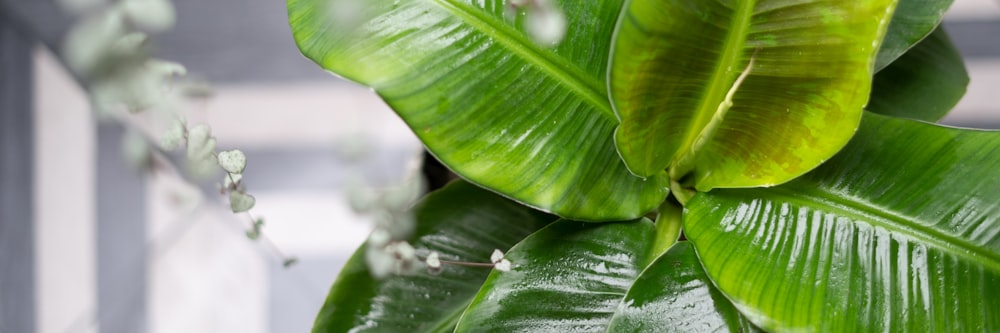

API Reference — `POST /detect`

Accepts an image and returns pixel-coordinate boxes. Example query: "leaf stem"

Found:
[670,179,696,206]
[649,198,683,260]
[437,259,498,268]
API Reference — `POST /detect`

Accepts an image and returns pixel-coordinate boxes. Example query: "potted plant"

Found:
[288,0,995,331]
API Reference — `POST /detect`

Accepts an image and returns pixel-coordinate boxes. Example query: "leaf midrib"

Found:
[423,303,469,333]
[430,0,616,119]
[670,0,755,179]
[766,185,1000,274]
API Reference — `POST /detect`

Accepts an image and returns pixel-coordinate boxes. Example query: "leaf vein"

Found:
[766,186,1000,275]
[430,0,615,119]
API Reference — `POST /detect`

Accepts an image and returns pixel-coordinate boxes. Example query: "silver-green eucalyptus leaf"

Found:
[228,191,256,213]
[217,149,247,174]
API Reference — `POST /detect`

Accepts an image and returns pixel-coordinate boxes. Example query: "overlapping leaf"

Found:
[607,242,762,333]
[685,113,1000,332]
[609,0,896,190]
[869,26,969,122]
[456,219,755,332]
[456,220,658,332]
[875,0,954,70]
[288,0,668,220]
[312,181,555,333]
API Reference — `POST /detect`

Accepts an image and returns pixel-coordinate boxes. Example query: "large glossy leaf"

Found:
[685,113,1000,332]
[456,220,657,332]
[456,219,755,332]
[868,26,968,122]
[312,180,555,333]
[875,0,953,71]
[607,242,761,333]
[288,0,669,220]
[609,0,896,191]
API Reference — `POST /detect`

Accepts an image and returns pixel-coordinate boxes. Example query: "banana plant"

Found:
[289,0,997,331]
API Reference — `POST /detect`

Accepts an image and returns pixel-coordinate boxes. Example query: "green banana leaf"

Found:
[875,0,954,71]
[312,181,555,333]
[608,0,896,191]
[868,26,969,122]
[456,219,755,332]
[288,0,669,221]
[606,242,762,333]
[685,113,1000,332]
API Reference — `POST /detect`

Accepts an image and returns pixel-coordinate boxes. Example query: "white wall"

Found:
[33,47,98,333]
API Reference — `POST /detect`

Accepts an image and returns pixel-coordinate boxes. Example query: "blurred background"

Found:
[1,0,998,332]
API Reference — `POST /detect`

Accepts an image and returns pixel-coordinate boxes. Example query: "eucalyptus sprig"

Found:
[57,0,296,266]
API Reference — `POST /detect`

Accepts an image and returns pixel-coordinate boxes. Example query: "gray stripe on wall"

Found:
[97,124,148,333]
[0,15,36,333]
[944,19,1000,59]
